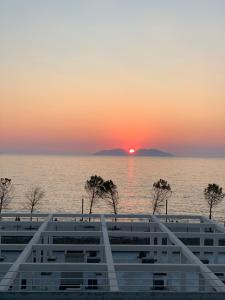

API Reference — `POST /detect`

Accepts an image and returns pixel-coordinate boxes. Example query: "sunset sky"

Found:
[0,0,225,156]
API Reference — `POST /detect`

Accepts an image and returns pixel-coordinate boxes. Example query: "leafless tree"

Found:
[85,175,104,216]
[204,183,224,219]
[0,178,14,216]
[151,179,172,216]
[103,180,119,221]
[25,186,45,221]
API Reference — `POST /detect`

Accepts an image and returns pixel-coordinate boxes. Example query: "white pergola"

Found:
[0,213,225,293]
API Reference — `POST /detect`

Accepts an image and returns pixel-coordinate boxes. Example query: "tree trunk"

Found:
[89,203,93,215]
[113,203,117,222]
[89,191,95,214]
[89,193,94,222]
[209,205,212,219]
[0,196,3,213]
[30,207,34,223]
[81,198,84,221]
[166,199,168,222]
[0,198,3,221]
[153,202,156,215]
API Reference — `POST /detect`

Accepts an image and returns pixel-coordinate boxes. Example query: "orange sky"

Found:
[0,1,225,156]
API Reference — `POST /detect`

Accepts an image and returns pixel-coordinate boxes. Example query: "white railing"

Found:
[0,270,224,292]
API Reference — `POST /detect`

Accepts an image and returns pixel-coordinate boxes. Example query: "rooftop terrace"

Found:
[0,213,225,299]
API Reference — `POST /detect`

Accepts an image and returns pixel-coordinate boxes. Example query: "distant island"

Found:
[135,148,173,157]
[94,148,173,157]
[94,148,127,156]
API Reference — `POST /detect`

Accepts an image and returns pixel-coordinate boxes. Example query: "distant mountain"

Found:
[94,148,127,156]
[136,148,173,157]
[94,148,173,157]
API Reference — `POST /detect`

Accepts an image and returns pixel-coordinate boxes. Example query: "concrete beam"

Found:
[189,246,225,252]
[0,245,25,251]
[33,244,104,251]
[0,213,49,218]
[152,215,225,292]
[115,263,200,272]
[0,231,35,236]
[43,230,102,237]
[0,214,52,291]
[20,263,107,272]
[111,245,180,251]
[108,231,167,237]
[158,214,202,220]
[166,223,216,228]
[175,232,225,238]
[208,265,225,272]
[101,215,119,292]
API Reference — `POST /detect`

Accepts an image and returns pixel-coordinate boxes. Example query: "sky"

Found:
[0,0,225,156]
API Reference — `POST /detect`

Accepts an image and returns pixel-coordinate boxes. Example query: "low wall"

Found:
[0,292,225,300]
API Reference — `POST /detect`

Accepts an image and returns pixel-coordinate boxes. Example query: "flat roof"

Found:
[0,213,225,295]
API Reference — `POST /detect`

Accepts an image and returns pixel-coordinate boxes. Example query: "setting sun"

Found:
[129,148,135,154]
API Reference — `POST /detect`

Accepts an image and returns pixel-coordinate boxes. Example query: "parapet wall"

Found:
[1,291,225,300]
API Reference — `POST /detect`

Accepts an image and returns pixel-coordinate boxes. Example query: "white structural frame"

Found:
[0,212,225,293]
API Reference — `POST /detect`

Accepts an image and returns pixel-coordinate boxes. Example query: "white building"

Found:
[0,213,225,298]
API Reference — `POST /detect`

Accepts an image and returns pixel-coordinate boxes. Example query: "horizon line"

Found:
[0,151,225,159]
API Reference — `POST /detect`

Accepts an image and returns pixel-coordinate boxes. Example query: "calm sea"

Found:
[0,155,225,221]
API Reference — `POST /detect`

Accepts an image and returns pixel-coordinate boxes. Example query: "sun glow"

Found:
[129,148,135,154]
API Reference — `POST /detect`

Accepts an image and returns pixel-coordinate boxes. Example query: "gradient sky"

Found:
[0,0,225,156]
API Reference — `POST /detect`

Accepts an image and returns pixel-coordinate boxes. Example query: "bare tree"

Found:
[204,183,224,219]
[151,179,172,217]
[102,180,119,221]
[25,186,45,221]
[0,178,14,216]
[85,175,104,216]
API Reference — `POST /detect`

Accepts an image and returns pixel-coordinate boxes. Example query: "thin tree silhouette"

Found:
[25,186,45,221]
[0,178,14,217]
[204,183,224,219]
[85,175,105,218]
[151,179,172,219]
[102,180,119,221]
